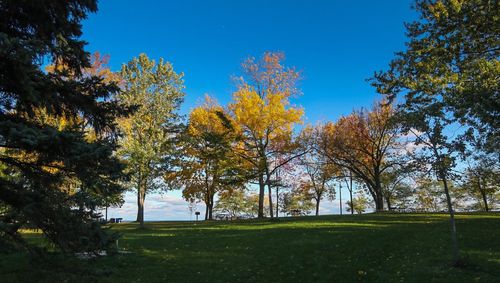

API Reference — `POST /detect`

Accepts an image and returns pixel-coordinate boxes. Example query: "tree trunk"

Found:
[275,186,279,218]
[374,175,384,211]
[375,193,384,211]
[315,199,320,216]
[258,174,265,218]
[204,196,209,220]
[208,193,214,220]
[349,172,353,215]
[267,183,274,218]
[480,190,489,212]
[478,176,489,212]
[136,185,146,228]
[339,182,342,215]
[105,205,108,221]
[440,172,460,265]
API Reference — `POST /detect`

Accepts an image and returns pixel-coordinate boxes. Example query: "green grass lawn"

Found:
[1,213,499,282]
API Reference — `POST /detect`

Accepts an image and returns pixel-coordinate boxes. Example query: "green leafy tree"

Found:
[117,53,184,228]
[381,167,414,210]
[280,190,315,217]
[246,193,270,218]
[414,177,446,212]
[213,189,254,219]
[346,192,371,214]
[372,0,500,152]
[214,191,271,219]
[462,158,499,212]
[370,0,500,265]
[402,105,463,264]
[0,0,127,253]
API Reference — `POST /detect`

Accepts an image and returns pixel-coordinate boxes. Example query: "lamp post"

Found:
[349,171,353,215]
[276,168,281,218]
[339,180,343,215]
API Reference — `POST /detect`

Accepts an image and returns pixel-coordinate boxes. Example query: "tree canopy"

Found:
[0,0,127,253]
[117,53,184,228]
[372,0,500,152]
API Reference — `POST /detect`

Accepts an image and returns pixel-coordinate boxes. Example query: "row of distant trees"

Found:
[106,0,500,267]
[1,0,498,265]
[211,168,498,220]
[39,50,500,227]
[172,51,498,221]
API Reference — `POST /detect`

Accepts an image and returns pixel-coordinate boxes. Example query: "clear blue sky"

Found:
[83,0,417,220]
[83,0,417,122]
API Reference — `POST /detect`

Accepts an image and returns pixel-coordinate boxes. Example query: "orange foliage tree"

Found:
[316,102,401,211]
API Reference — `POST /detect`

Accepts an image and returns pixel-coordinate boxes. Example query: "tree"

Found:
[46,52,125,222]
[297,133,337,215]
[229,52,304,218]
[380,167,414,210]
[280,190,315,217]
[246,193,270,218]
[402,104,463,263]
[175,96,242,220]
[346,192,371,214]
[316,102,401,211]
[0,0,127,253]
[372,0,500,153]
[213,189,256,220]
[370,0,499,265]
[214,189,245,220]
[46,51,121,85]
[117,53,184,228]
[413,177,444,212]
[462,158,499,212]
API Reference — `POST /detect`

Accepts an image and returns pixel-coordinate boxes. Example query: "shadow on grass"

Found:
[3,213,499,283]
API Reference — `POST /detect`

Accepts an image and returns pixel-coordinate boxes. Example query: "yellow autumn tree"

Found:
[174,95,244,220]
[229,52,305,218]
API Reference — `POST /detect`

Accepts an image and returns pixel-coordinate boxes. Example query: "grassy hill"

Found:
[1,213,499,282]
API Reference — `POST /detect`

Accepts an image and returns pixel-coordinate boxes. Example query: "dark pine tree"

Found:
[0,0,128,254]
